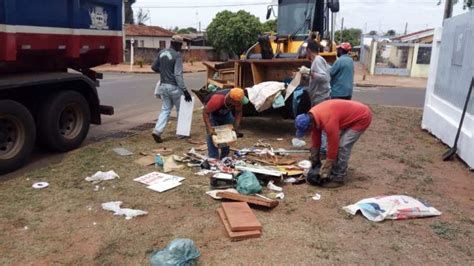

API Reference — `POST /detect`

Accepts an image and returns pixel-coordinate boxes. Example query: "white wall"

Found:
[422,11,474,168]
[125,36,171,49]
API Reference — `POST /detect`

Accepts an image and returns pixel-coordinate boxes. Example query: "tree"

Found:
[386,29,396,36]
[135,8,150,25]
[177,27,198,34]
[369,30,378,36]
[207,10,263,58]
[334,28,362,46]
[125,0,136,24]
[262,19,277,33]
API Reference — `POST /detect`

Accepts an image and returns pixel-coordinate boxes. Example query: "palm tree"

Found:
[136,8,150,25]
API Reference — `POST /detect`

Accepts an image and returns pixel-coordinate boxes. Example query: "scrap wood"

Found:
[134,155,155,166]
[187,139,206,145]
[216,207,261,241]
[221,202,262,232]
[217,191,279,208]
[195,144,207,152]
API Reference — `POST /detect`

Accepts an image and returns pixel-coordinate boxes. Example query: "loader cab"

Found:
[276,0,316,40]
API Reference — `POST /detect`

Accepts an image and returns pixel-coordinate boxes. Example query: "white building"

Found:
[125,24,174,49]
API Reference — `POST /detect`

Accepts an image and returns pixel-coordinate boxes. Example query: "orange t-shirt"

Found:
[310,100,372,160]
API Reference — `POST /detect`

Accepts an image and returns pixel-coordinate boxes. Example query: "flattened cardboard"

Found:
[221,202,262,232]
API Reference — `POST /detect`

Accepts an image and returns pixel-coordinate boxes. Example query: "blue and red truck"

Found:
[0,0,123,174]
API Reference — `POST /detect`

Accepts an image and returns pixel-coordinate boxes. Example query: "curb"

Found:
[355,83,426,89]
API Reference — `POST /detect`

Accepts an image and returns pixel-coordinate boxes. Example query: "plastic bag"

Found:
[101,201,148,220]
[236,171,262,195]
[85,170,119,183]
[305,161,323,186]
[292,138,306,148]
[343,195,442,222]
[149,238,200,266]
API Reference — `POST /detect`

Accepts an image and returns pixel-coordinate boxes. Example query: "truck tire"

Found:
[0,100,36,175]
[38,90,91,152]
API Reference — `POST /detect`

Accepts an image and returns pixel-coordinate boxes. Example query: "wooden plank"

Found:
[221,202,262,232]
[216,207,261,241]
[217,192,279,208]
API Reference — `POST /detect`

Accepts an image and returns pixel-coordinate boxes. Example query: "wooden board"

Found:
[216,207,261,241]
[217,191,279,208]
[221,202,262,232]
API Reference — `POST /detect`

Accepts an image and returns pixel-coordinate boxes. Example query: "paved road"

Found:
[91,73,426,139]
[89,72,206,139]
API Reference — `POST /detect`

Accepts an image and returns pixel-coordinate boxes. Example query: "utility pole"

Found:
[404,22,408,35]
[340,17,344,43]
[444,0,454,20]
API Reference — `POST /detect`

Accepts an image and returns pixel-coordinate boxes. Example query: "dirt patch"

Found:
[0,105,473,264]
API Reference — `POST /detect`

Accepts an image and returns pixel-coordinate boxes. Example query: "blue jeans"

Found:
[207,112,234,159]
[153,83,183,136]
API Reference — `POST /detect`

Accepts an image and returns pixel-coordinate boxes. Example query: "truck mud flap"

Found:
[100,105,114,115]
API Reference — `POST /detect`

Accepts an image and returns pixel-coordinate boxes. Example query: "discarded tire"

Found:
[0,100,36,175]
[37,90,90,152]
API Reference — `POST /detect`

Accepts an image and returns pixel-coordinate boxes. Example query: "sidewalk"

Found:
[93,62,207,74]
[354,62,427,89]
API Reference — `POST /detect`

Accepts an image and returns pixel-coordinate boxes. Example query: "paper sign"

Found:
[176,96,195,136]
[147,181,182,192]
[134,172,185,186]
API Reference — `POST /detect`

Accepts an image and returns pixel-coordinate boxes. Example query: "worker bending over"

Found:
[295,100,372,188]
[203,88,249,159]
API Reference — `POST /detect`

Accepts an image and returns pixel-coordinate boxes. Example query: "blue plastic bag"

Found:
[236,171,262,195]
[149,238,200,266]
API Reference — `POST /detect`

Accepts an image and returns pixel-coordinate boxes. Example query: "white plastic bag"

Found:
[85,170,119,183]
[343,195,441,222]
[292,138,306,148]
[102,201,148,220]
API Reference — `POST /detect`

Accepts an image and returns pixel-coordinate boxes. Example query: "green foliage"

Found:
[386,29,396,36]
[262,19,277,33]
[369,30,378,36]
[207,10,263,57]
[334,28,362,46]
[177,27,198,34]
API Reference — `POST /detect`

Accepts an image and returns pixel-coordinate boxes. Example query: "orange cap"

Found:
[229,88,245,102]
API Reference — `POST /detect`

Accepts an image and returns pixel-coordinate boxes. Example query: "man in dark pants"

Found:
[330,42,354,100]
[151,35,192,143]
[203,88,249,159]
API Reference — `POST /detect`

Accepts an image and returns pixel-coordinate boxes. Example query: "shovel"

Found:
[442,77,474,161]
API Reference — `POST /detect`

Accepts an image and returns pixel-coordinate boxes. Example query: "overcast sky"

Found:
[133,0,468,34]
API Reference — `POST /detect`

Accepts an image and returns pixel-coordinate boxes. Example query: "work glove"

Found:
[299,65,311,75]
[208,128,217,136]
[309,147,321,167]
[183,90,192,102]
[320,159,334,179]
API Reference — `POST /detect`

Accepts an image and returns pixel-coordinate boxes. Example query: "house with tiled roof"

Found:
[125,24,175,49]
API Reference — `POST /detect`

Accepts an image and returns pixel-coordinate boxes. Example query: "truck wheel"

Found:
[0,100,36,175]
[38,90,91,152]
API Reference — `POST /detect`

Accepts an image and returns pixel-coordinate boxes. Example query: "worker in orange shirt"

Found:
[294,100,372,188]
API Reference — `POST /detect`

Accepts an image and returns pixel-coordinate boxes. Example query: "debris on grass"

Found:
[343,195,441,222]
[112,147,133,156]
[101,201,148,220]
[85,170,120,183]
[32,182,49,189]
